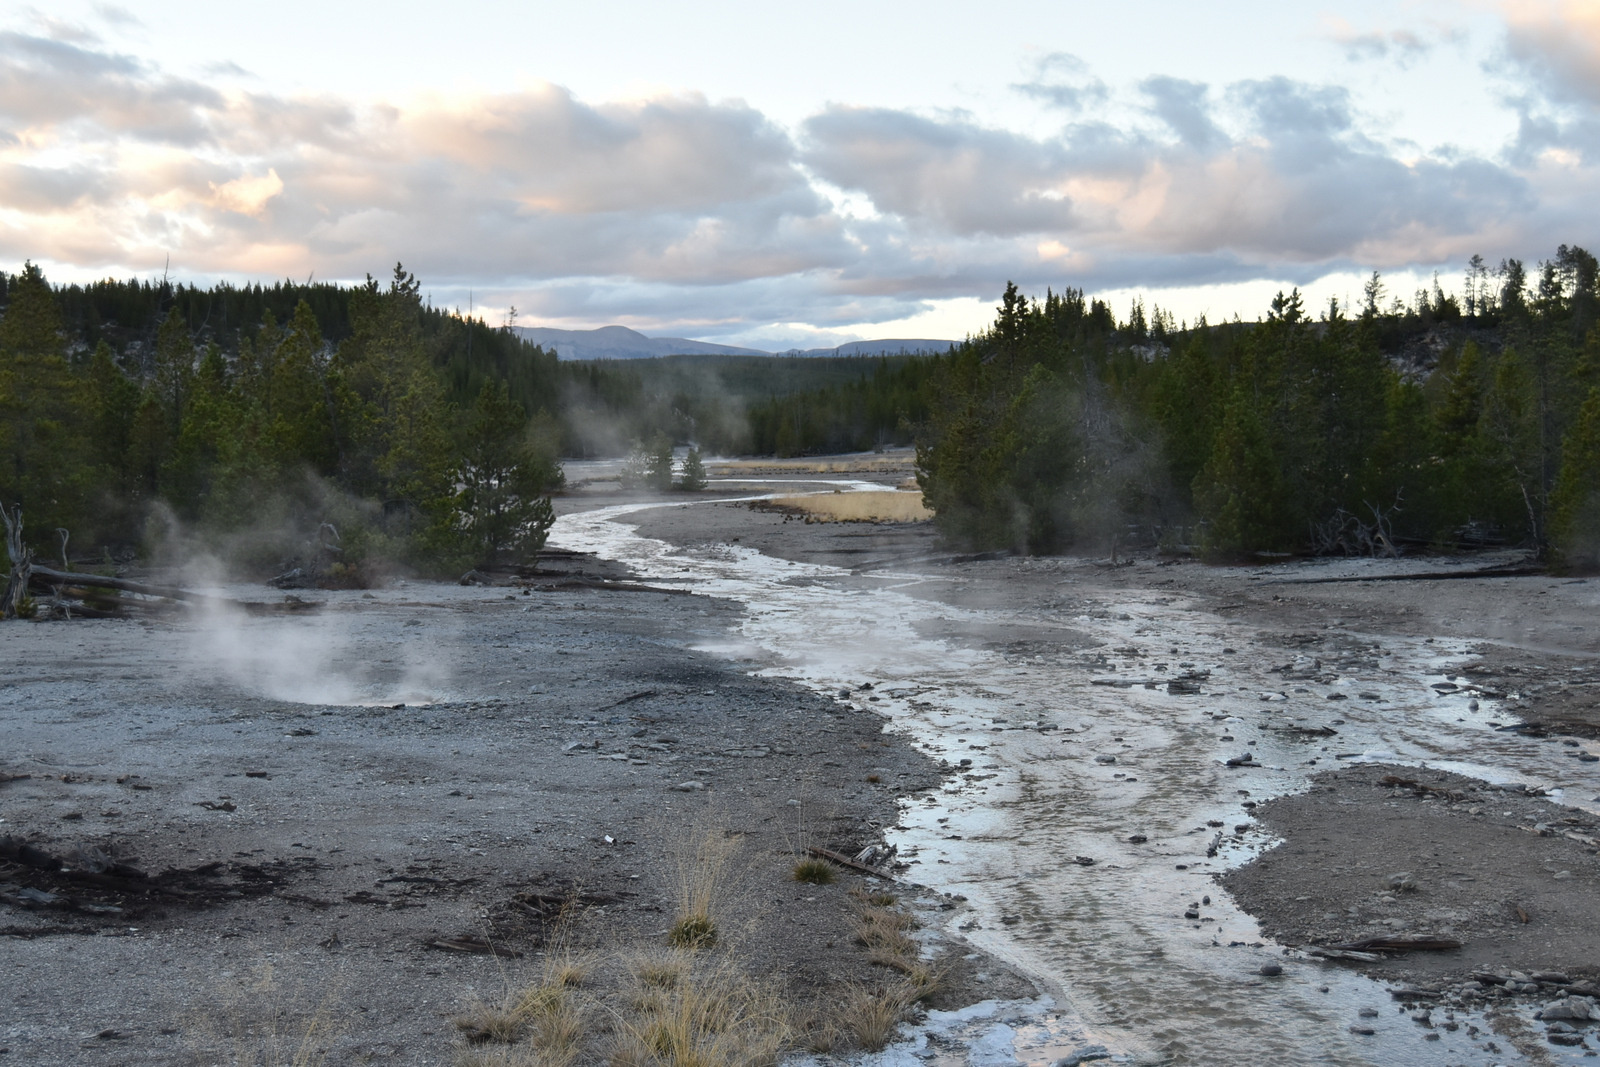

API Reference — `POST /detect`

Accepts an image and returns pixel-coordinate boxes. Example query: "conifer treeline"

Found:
[912,249,1600,567]
[0,263,566,576]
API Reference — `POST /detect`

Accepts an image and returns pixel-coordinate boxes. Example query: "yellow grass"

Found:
[710,454,913,475]
[768,491,932,523]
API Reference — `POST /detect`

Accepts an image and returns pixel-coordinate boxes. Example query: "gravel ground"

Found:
[0,545,1028,1066]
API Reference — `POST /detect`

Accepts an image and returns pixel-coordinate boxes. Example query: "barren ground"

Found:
[0,539,1028,1066]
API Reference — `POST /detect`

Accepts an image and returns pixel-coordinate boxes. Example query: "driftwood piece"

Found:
[423,935,522,958]
[594,689,657,714]
[804,845,896,880]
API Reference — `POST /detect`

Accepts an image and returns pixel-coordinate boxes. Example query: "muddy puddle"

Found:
[550,481,1600,1067]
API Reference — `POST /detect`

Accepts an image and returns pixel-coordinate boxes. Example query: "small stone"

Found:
[1386,872,1418,892]
[1127,833,1148,844]
[670,780,707,792]
[1052,1045,1111,1066]
[1094,754,1117,764]
[1258,962,1283,977]
[1358,1008,1379,1018]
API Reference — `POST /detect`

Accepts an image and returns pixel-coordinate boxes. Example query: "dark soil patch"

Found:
[1,835,315,924]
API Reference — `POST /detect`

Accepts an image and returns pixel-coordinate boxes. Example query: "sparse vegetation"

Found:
[762,490,932,524]
[839,979,913,1052]
[183,962,341,1067]
[665,825,742,951]
[610,953,791,1067]
[791,856,837,885]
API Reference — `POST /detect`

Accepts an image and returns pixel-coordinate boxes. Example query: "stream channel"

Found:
[549,477,1600,1067]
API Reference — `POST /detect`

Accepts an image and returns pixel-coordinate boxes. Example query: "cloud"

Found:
[1013,52,1109,112]
[0,25,1593,335]
[804,77,1532,275]
[1500,1,1600,107]
[1141,77,1226,152]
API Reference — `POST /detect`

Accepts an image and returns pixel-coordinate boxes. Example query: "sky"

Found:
[3,1,1599,349]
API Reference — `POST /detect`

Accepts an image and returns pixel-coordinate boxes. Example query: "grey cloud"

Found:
[1140,77,1226,152]
[1230,77,1354,141]
[0,163,108,210]
[1013,52,1109,112]
[91,5,142,28]
[1504,23,1600,107]
[0,32,223,144]
[1338,28,1429,63]
[803,106,1078,237]
[1497,8,1600,163]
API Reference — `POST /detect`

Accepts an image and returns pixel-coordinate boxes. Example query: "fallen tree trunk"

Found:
[28,565,219,603]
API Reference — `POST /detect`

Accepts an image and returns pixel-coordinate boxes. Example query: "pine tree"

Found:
[678,446,707,491]
[454,379,559,564]
[1551,389,1600,569]
[1193,386,1284,559]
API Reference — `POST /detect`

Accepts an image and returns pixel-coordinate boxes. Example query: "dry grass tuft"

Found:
[791,857,837,885]
[666,915,716,949]
[182,962,342,1067]
[839,980,912,1052]
[665,825,742,952]
[455,1000,526,1046]
[630,952,690,991]
[610,954,791,1067]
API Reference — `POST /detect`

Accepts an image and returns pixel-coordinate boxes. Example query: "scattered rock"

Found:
[1386,872,1418,892]
[1259,962,1283,977]
[1053,1046,1111,1066]
[669,781,707,792]
[1541,996,1597,1022]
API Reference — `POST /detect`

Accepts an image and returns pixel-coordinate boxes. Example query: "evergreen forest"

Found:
[2,248,1599,580]
[911,253,1600,568]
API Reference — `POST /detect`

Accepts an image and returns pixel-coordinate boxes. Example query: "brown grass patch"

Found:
[763,490,932,524]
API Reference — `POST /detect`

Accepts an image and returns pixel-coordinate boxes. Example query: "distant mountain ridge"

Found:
[781,339,956,359]
[513,324,953,361]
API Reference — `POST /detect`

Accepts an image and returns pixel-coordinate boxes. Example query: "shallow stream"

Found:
[550,485,1600,1067]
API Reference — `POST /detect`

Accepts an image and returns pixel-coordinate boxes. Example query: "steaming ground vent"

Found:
[197,609,450,707]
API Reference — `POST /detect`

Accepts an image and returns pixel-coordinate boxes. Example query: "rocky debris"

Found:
[1052,1045,1111,1066]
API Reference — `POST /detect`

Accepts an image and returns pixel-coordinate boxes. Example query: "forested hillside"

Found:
[5,248,1598,577]
[0,264,566,578]
[912,250,1600,568]
[0,261,936,577]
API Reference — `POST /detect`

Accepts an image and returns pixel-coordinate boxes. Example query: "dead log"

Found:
[1327,936,1463,952]
[27,565,214,603]
[804,845,896,880]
